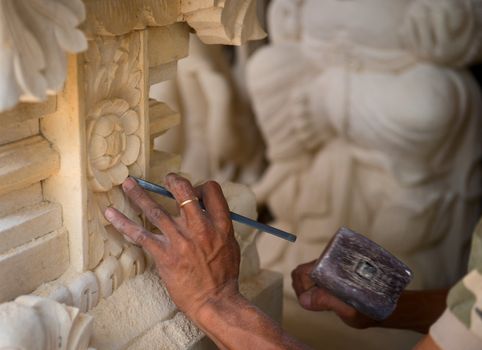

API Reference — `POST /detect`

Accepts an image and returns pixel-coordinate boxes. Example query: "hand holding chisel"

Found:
[130,176,297,243]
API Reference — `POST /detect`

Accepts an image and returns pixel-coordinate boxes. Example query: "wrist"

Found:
[188,282,244,325]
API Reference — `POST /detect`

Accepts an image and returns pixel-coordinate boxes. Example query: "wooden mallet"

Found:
[310,227,413,320]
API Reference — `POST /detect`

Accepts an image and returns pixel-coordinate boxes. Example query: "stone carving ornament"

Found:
[84,35,146,275]
[87,99,141,193]
[0,295,93,350]
[0,0,87,112]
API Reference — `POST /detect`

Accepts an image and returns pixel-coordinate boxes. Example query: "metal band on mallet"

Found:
[130,176,297,243]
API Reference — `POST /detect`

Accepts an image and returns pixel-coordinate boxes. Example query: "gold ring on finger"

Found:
[179,197,199,208]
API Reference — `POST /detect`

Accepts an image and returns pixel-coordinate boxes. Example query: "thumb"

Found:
[299,287,330,311]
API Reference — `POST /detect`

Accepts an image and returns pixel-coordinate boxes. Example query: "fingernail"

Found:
[300,291,312,308]
[105,207,115,220]
[123,177,136,191]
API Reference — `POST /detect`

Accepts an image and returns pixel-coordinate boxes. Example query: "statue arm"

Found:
[400,0,482,66]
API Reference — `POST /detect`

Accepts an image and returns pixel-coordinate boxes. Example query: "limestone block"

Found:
[0,202,62,254]
[0,184,43,218]
[128,312,204,350]
[0,229,69,302]
[0,97,57,126]
[0,136,60,197]
[126,270,283,350]
[89,270,177,350]
[149,99,180,142]
[0,119,39,146]
[148,24,190,68]
[42,56,90,270]
[149,61,179,85]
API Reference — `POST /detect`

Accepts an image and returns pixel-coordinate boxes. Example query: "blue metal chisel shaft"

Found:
[131,177,297,243]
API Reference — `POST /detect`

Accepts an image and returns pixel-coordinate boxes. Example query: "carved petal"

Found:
[120,109,139,135]
[128,162,143,178]
[104,225,125,258]
[107,99,129,115]
[94,192,111,226]
[92,155,112,171]
[121,135,140,166]
[90,168,113,192]
[89,135,107,159]
[93,117,115,137]
[108,162,129,186]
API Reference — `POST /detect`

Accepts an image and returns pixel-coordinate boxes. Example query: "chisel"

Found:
[130,176,297,243]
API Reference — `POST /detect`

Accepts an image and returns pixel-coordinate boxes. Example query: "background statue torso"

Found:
[248,0,482,291]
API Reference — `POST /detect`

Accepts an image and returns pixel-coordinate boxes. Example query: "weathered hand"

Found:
[291,260,376,329]
[104,174,241,321]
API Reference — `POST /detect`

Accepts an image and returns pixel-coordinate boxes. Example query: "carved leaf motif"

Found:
[87,190,107,269]
[182,0,267,45]
[84,36,141,109]
[0,0,87,112]
[122,136,141,166]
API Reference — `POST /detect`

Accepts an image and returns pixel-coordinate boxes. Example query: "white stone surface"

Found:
[247,0,482,348]
[0,0,87,112]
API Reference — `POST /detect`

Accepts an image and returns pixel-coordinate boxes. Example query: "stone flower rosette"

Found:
[87,98,141,192]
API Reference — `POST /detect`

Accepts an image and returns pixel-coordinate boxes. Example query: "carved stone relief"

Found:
[83,33,147,277]
[87,99,141,192]
[0,0,87,112]
[0,1,280,349]
[0,295,93,350]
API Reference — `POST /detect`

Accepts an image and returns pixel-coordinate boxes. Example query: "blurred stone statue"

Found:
[247,0,482,348]
[151,35,265,185]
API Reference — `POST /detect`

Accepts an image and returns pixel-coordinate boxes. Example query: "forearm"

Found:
[375,289,448,333]
[194,292,310,350]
